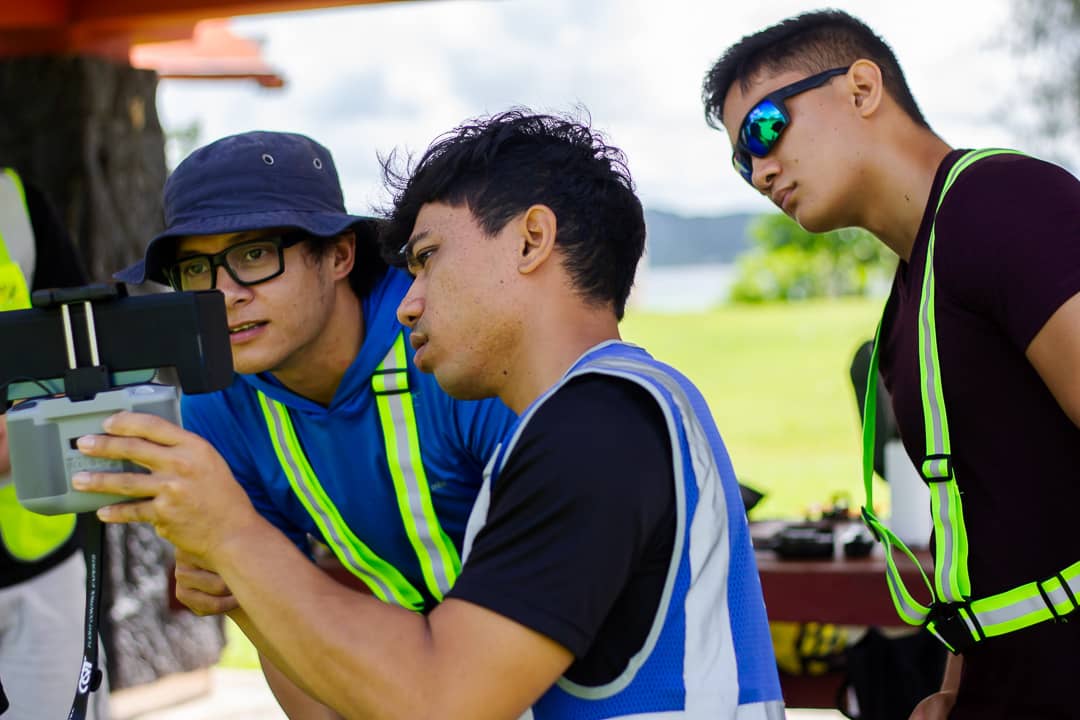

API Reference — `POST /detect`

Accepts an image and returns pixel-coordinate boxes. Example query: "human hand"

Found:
[908,690,957,720]
[71,410,262,566]
[174,548,239,615]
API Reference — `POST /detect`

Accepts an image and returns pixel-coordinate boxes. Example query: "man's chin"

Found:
[432,369,491,402]
[232,351,274,376]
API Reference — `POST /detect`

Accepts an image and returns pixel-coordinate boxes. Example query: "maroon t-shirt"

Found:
[879,149,1080,719]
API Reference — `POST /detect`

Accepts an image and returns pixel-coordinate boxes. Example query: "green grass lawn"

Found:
[220,297,890,669]
[620,297,889,519]
[219,617,262,670]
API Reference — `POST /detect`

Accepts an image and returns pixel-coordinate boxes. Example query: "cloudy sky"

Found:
[156,0,1059,219]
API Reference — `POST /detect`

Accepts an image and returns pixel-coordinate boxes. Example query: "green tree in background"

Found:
[1012,0,1080,154]
[730,213,896,303]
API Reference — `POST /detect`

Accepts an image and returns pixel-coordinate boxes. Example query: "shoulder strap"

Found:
[256,332,461,611]
[858,149,1080,652]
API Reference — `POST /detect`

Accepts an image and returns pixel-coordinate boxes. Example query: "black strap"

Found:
[0,673,8,715]
[66,514,104,720]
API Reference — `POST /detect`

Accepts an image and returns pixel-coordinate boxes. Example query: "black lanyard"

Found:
[65,514,104,720]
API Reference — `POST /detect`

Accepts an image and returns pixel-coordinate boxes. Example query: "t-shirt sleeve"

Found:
[447,374,674,657]
[936,154,1080,349]
[181,390,312,555]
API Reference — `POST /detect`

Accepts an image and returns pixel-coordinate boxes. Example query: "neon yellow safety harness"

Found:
[860,149,1080,653]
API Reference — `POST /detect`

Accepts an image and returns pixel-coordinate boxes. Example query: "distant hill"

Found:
[644,209,757,266]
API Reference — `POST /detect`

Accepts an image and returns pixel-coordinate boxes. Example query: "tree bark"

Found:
[0,54,224,691]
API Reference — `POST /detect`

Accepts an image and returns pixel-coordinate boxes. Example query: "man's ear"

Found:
[848,59,884,118]
[518,205,557,275]
[332,230,357,280]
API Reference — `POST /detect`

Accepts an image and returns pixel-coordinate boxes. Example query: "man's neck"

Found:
[271,284,364,406]
[858,128,952,262]
[499,304,621,415]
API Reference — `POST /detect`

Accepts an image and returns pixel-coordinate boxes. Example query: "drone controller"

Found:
[0,283,233,516]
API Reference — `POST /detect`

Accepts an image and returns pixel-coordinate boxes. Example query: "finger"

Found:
[175,586,239,616]
[95,498,156,524]
[175,564,231,597]
[72,470,163,500]
[75,432,173,472]
[101,411,187,447]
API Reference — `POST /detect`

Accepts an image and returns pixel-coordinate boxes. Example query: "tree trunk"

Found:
[0,54,224,691]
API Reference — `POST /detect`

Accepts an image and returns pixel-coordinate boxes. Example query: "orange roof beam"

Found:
[130,18,285,87]
[0,1,404,59]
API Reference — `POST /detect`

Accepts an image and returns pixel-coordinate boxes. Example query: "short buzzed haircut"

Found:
[702,9,929,130]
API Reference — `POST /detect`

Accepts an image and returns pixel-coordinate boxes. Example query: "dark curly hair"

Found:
[702,9,929,131]
[378,108,645,320]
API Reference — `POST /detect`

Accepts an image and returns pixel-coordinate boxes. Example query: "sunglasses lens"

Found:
[740,99,788,157]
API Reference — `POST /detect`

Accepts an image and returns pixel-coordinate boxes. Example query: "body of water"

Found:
[631,262,736,313]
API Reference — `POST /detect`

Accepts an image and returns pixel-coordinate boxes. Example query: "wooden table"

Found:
[756,548,932,626]
[752,521,935,709]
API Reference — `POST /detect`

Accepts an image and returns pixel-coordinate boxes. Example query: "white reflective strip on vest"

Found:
[373,335,459,599]
[258,395,404,606]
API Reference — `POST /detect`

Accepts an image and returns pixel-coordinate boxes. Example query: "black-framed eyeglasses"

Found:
[164,231,309,291]
[732,66,850,184]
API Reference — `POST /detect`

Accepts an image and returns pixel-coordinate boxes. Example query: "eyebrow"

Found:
[400,230,431,266]
[174,231,276,260]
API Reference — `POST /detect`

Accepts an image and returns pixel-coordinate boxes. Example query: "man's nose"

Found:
[751,154,780,193]
[214,265,251,303]
[396,283,424,328]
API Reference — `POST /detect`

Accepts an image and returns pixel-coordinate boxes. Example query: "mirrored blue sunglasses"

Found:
[732,67,850,184]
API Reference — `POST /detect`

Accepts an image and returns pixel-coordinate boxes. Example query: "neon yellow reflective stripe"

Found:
[861,149,1021,626]
[0,484,77,561]
[967,561,1080,638]
[257,392,425,610]
[372,333,462,601]
[0,262,30,311]
[861,326,934,626]
[869,508,933,626]
[865,148,1080,645]
[0,168,76,561]
[920,150,1023,602]
[0,169,32,311]
[859,322,883,514]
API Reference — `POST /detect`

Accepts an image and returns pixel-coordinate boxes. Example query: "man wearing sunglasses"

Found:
[112,131,516,717]
[703,9,1080,720]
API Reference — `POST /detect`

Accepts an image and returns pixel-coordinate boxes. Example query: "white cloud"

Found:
[156,0,1061,218]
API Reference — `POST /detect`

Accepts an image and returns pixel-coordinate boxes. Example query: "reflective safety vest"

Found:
[258,332,461,611]
[861,148,1080,654]
[0,167,78,562]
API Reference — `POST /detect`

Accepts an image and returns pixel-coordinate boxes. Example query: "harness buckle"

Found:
[371,367,409,396]
[920,453,953,482]
[1036,572,1080,623]
[926,602,982,655]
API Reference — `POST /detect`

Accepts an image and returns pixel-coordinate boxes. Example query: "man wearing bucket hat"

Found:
[113,130,516,716]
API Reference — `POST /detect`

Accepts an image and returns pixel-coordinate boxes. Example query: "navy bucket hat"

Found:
[116,131,379,285]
